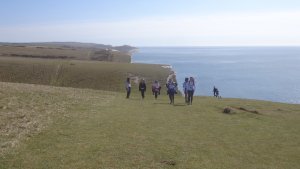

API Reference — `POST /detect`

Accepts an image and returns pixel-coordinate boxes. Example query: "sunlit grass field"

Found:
[1,83,299,169]
[0,57,170,92]
[0,57,299,169]
[0,44,132,62]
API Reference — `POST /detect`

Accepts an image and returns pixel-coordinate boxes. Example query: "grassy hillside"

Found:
[0,52,299,168]
[0,57,171,92]
[0,82,299,169]
[0,43,134,62]
[0,42,137,53]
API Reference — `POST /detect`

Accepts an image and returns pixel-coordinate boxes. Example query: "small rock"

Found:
[161,160,176,166]
[223,107,232,114]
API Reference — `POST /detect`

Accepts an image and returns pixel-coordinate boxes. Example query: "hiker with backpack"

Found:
[187,77,195,105]
[139,79,147,99]
[213,86,217,97]
[183,77,189,103]
[166,79,177,105]
[213,86,221,98]
[125,77,131,99]
[152,80,161,99]
[216,88,220,98]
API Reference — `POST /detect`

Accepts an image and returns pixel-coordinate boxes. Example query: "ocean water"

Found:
[132,47,300,104]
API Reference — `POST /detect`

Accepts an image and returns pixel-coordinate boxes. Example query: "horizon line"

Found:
[1,41,300,48]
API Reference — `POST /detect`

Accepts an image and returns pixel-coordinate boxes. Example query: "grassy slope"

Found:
[0,82,299,169]
[0,56,299,168]
[0,45,131,62]
[0,57,170,92]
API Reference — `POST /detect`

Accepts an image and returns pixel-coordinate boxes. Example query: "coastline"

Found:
[131,46,300,104]
[1,47,300,169]
[131,48,179,91]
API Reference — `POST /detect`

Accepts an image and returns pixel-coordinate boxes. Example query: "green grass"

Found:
[0,44,132,62]
[0,56,299,168]
[1,82,299,169]
[0,57,171,92]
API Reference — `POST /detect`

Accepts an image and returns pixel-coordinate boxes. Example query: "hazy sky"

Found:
[1,0,300,46]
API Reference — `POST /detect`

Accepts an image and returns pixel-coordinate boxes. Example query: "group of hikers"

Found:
[126,77,220,105]
[125,77,196,105]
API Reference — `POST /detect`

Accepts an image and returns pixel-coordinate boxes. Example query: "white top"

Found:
[125,82,131,89]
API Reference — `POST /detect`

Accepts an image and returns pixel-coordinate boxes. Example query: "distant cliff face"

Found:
[0,42,136,63]
[0,42,136,52]
[113,45,137,53]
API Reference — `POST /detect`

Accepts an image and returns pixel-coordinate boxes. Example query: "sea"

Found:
[132,47,300,104]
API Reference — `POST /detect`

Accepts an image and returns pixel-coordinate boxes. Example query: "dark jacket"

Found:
[139,82,146,91]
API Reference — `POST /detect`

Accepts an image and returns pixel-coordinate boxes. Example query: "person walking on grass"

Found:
[166,79,177,104]
[139,79,147,99]
[213,86,221,98]
[216,88,220,98]
[125,77,131,99]
[213,86,217,97]
[187,77,195,105]
[183,77,189,103]
[152,80,161,99]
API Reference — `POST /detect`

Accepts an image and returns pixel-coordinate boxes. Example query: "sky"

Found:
[1,0,300,46]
